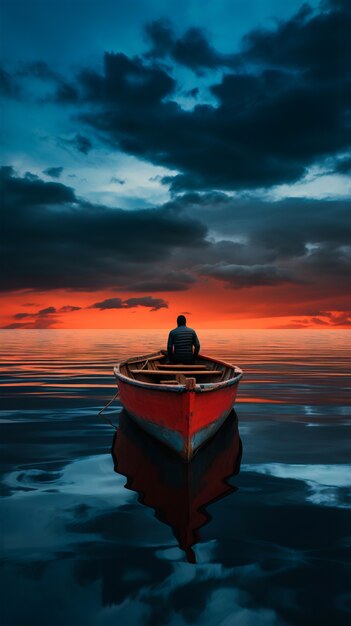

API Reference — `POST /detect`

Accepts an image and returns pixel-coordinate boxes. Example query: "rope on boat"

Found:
[97,390,119,430]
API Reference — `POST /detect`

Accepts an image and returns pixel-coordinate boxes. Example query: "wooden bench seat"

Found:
[129,369,222,376]
[157,364,207,369]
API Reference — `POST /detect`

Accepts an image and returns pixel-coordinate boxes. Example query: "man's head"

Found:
[177,315,186,326]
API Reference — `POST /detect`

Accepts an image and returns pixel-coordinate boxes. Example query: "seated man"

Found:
[167,315,200,364]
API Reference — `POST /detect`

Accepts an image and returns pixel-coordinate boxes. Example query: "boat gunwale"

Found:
[113,351,243,394]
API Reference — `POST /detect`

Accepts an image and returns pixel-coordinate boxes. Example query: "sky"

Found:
[1,0,350,329]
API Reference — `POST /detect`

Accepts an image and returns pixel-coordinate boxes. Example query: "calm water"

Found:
[1,329,350,626]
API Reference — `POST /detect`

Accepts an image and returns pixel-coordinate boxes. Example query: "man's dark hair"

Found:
[177,315,186,326]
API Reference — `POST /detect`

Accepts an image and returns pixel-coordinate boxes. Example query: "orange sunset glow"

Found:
[2,282,350,329]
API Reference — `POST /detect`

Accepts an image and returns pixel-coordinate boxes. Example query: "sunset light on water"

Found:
[1,329,350,625]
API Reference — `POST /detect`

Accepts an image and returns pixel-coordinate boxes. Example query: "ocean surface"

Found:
[0,329,350,626]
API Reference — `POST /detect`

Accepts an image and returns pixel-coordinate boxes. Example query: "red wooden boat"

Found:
[113,350,243,460]
[112,409,242,562]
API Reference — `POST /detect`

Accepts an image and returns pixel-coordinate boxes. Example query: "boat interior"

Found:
[119,351,239,388]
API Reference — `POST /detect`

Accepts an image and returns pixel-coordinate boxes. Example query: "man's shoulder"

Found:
[174,325,196,333]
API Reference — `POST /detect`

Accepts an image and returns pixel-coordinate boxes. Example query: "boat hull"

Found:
[116,374,241,460]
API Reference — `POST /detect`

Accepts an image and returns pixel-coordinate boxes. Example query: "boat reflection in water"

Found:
[112,409,242,563]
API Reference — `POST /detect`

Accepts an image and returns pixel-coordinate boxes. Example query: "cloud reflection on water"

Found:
[0,329,350,625]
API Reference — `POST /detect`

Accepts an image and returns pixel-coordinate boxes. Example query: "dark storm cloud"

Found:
[296,243,351,284]
[17,61,61,82]
[0,166,207,293]
[3,304,81,329]
[186,87,199,98]
[1,165,75,207]
[288,309,351,327]
[3,320,58,329]
[18,61,81,102]
[124,271,196,292]
[36,306,56,316]
[90,297,124,309]
[2,166,350,299]
[54,1,351,192]
[334,156,351,174]
[43,166,64,178]
[1,165,350,317]
[57,134,93,155]
[161,191,351,300]
[71,134,92,154]
[13,305,81,319]
[75,51,176,106]
[144,19,238,73]
[59,305,81,313]
[240,0,351,80]
[110,176,125,185]
[0,66,21,98]
[1,61,73,102]
[322,310,351,326]
[3,2,349,191]
[197,263,297,289]
[124,296,168,311]
[144,19,174,59]
[169,192,351,256]
[90,296,168,311]
[54,81,80,103]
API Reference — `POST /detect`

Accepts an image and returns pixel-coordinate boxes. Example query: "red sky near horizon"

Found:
[2,283,351,329]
